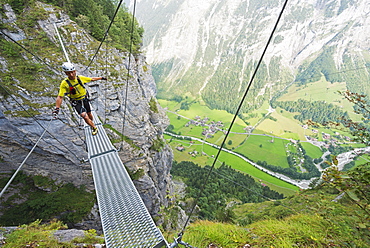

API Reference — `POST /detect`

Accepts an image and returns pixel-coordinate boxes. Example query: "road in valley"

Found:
[165,131,312,189]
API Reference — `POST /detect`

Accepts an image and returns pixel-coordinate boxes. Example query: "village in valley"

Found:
[174,116,353,158]
[185,116,225,138]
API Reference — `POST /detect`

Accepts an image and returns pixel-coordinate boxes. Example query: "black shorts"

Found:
[71,98,91,114]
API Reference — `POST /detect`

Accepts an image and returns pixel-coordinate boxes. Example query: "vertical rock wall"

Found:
[0,3,173,229]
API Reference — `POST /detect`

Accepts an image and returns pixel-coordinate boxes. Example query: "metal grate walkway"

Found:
[84,111,168,248]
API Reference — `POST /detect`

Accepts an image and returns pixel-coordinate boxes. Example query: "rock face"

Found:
[0,3,173,229]
[127,0,370,102]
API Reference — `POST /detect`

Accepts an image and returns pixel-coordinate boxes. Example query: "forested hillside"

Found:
[272,98,349,124]
[4,0,143,53]
[171,161,283,220]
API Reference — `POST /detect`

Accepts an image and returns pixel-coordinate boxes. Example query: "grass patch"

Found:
[165,112,190,134]
[168,220,250,248]
[149,97,159,113]
[11,109,41,117]
[103,123,140,150]
[125,167,145,180]
[158,99,181,110]
[169,213,367,247]
[278,80,346,106]
[2,219,73,248]
[301,142,323,159]
[2,219,104,247]
[150,135,165,151]
[257,108,308,139]
[71,229,105,244]
[234,135,290,168]
[248,211,368,247]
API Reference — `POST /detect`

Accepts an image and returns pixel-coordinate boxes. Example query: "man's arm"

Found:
[52,95,63,116]
[55,95,63,109]
[91,77,107,81]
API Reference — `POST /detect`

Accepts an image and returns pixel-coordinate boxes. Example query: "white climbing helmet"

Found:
[62,62,75,72]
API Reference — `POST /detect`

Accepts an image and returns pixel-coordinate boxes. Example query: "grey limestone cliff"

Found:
[0,2,173,229]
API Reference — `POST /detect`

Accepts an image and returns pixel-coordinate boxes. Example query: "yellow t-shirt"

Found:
[58,75,91,100]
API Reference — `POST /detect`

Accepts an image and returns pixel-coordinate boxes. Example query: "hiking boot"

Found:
[92,127,98,135]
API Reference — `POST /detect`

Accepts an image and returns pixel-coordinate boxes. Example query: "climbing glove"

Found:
[52,107,59,119]
[101,77,107,80]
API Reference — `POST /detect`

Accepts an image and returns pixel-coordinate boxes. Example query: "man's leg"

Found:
[75,100,98,135]
[83,101,98,135]
[80,112,98,135]
[87,112,94,121]
[83,100,94,124]
[80,112,95,128]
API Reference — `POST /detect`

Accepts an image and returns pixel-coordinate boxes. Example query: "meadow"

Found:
[277,79,361,120]
[233,135,291,168]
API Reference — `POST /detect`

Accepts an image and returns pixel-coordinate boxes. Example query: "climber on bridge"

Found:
[53,62,107,135]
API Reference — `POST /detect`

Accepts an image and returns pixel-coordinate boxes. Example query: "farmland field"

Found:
[165,134,299,196]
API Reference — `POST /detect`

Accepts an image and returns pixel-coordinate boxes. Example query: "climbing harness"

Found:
[64,76,90,101]
[63,76,92,116]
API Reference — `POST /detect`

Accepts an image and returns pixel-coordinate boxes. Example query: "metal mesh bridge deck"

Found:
[84,111,168,248]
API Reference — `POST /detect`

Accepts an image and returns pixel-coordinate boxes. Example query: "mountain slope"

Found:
[127,0,370,114]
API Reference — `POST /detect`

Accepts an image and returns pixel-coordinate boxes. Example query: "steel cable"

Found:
[120,0,137,150]
[0,117,53,199]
